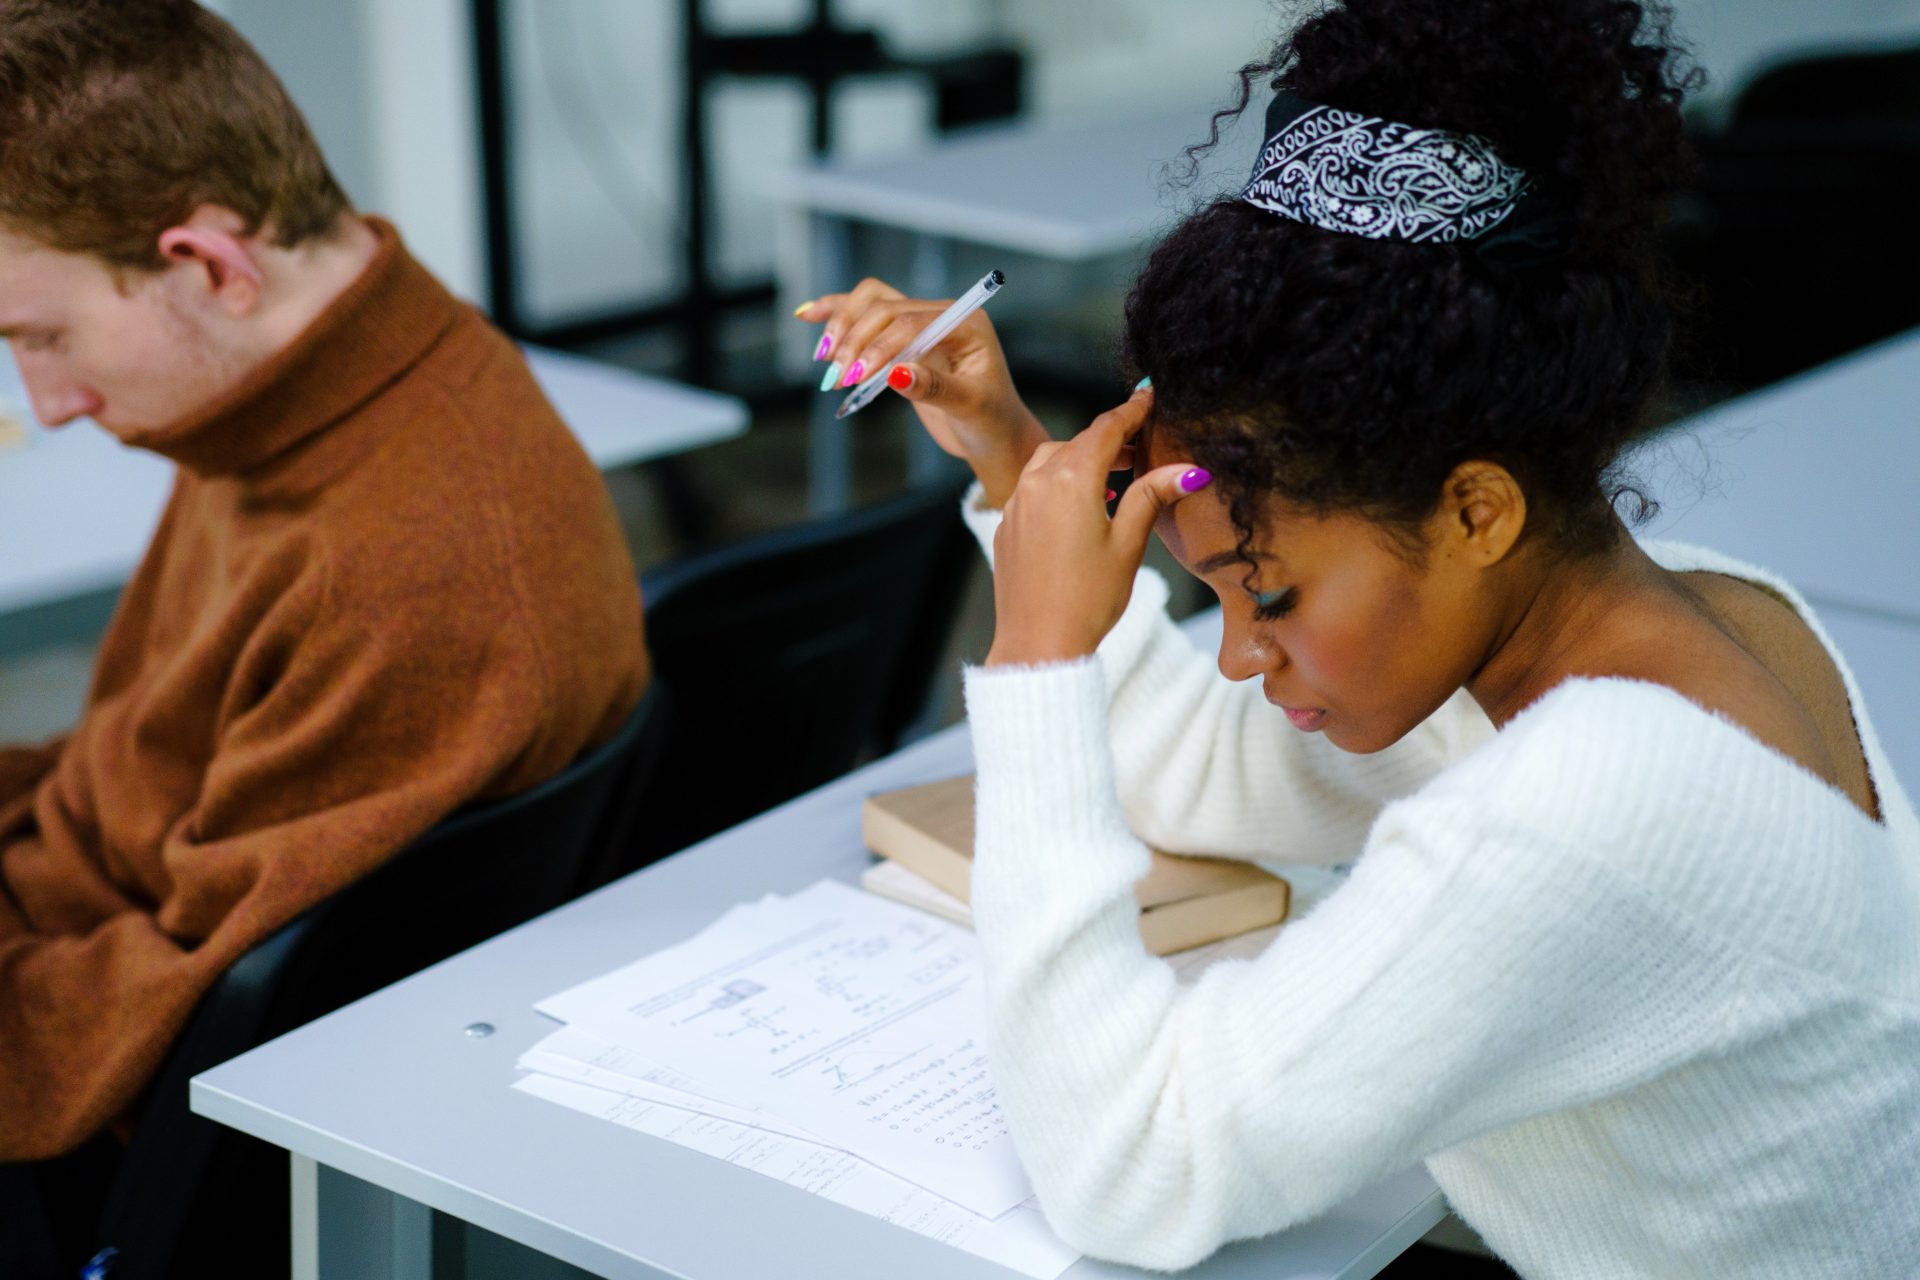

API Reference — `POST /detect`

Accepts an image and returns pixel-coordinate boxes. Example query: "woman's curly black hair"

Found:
[1125,0,1709,562]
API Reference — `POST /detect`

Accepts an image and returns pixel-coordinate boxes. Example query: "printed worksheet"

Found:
[537,880,1028,1218]
[514,1072,1079,1279]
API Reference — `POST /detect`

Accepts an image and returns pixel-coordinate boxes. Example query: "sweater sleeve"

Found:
[0,563,561,1160]
[962,658,1756,1270]
[961,484,1489,864]
[0,739,63,811]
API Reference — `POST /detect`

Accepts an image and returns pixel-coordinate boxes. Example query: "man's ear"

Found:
[155,206,264,316]
[1438,460,1527,567]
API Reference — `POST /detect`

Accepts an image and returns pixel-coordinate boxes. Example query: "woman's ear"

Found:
[1440,460,1527,567]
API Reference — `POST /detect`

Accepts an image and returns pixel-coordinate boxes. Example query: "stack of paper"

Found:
[515,879,1082,1279]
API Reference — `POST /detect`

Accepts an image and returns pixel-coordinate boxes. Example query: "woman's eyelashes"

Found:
[1251,587,1298,621]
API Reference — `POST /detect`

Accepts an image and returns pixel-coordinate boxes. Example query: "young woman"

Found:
[797,1,1919,1274]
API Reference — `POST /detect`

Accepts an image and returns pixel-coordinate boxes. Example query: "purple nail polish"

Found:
[1179,468,1212,493]
[841,361,864,387]
[814,334,833,361]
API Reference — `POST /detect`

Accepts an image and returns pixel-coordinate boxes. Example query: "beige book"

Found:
[861,775,1290,957]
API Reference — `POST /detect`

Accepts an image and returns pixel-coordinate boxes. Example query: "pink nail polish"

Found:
[1105,488,1118,502]
[841,361,864,387]
[1179,468,1212,493]
[814,334,833,361]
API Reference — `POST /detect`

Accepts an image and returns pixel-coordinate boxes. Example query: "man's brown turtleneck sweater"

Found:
[0,221,649,1159]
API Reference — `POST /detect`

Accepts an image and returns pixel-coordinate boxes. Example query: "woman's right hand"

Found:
[796,277,1049,507]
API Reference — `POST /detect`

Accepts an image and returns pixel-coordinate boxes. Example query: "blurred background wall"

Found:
[205,0,1920,338]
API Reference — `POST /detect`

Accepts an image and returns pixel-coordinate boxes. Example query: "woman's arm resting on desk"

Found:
[963,658,1742,1269]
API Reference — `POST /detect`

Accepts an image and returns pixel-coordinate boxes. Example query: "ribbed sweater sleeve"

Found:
[959,484,1490,863]
[962,660,1759,1270]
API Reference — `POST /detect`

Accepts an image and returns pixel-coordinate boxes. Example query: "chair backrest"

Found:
[93,684,664,1280]
[589,476,974,882]
[1733,43,1920,125]
[1678,43,1920,384]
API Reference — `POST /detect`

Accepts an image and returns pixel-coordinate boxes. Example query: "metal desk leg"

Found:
[292,1154,436,1280]
[807,211,855,515]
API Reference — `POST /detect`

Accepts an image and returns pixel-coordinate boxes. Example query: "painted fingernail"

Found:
[887,365,914,392]
[841,361,864,387]
[1105,488,1118,502]
[794,301,815,318]
[819,361,843,392]
[1135,376,1153,392]
[813,334,833,361]
[1179,468,1212,493]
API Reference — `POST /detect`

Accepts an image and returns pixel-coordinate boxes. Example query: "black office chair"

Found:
[88,685,666,1280]
[1671,43,1920,385]
[584,476,976,885]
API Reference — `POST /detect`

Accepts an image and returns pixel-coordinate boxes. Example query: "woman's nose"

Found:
[1217,614,1280,683]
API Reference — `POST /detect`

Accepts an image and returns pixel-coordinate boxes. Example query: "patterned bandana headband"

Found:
[1241,89,1574,269]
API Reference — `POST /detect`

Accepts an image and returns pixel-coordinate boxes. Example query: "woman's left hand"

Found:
[985,388,1211,667]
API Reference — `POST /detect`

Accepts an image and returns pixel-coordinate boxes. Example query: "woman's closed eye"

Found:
[1251,587,1297,621]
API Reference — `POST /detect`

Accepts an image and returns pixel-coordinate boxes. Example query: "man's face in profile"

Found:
[0,228,249,441]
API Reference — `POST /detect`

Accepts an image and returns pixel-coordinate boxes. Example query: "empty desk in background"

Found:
[0,346,748,657]
[776,109,1246,514]
[1638,324,1920,787]
[1639,324,1920,623]
[191,620,1447,1280]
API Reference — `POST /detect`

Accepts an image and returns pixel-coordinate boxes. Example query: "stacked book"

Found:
[860,775,1292,955]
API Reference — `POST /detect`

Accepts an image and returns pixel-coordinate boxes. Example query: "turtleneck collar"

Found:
[119,218,460,478]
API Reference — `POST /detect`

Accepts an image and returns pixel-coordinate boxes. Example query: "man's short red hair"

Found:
[0,0,351,269]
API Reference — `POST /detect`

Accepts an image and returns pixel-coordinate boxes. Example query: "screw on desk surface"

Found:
[464,1022,495,1039]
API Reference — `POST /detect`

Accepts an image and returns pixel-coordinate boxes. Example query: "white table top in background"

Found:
[0,346,746,620]
[1636,325,1920,623]
[779,109,1254,261]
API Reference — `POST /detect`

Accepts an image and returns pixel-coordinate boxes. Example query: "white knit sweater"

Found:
[958,489,1920,1277]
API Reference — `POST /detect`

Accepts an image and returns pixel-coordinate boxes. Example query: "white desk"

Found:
[192,614,1446,1280]
[0,346,747,656]
[1635,326,1920,791]
[1636,325,1920,624]
[776,109,1248,513]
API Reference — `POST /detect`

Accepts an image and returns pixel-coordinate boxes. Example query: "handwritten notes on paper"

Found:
[537,880,1029,1217]
[519,879,1079,1279]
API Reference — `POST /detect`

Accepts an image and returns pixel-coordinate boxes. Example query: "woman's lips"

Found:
[1282,706,1327,732]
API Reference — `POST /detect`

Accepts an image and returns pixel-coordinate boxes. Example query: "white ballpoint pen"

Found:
[834,270,1005,420]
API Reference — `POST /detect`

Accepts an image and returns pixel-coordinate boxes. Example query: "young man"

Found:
[0,0,648,1260]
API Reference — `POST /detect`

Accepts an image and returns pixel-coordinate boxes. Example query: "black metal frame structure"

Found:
[469,0,1021,384]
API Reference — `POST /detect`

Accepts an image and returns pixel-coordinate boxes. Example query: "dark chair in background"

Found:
[1672,43,1920,387]
[89,685,666,1280]
[583,475,976,886]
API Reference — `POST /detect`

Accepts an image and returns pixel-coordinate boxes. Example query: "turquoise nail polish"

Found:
[819,361,843,392]
[1135,376,1153,391]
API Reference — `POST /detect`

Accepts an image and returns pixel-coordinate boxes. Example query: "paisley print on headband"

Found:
[1242,105,1533,243]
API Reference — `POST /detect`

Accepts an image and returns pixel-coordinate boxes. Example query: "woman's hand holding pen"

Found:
[795,278,1048,507]
[984,385,1211,668]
